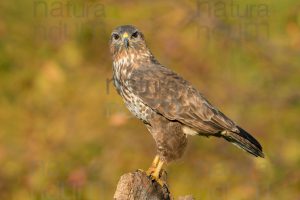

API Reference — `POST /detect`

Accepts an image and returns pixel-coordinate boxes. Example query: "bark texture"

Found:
[114,170,194,200]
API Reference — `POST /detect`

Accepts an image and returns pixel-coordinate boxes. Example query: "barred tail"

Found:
[222,126,264,158]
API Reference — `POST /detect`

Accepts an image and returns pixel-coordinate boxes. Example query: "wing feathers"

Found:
[128,64,237,135]
[222,127,264,157]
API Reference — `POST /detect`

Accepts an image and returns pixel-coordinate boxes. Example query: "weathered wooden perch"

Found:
[114,170,194,200]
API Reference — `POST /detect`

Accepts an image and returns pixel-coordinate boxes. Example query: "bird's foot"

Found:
[146,166,156,176]
[136,168,166,187]
[147,170,166,187]
[150,175,166,187]
[137,168,145,173]
[146,160,166,187]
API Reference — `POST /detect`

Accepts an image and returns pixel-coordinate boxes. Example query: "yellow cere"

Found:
[122,32,129,38]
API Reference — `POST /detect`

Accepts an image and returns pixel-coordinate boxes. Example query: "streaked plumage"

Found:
[109,25,264,165]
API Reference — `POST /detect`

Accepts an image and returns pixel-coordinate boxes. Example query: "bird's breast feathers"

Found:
[112,54,156,123]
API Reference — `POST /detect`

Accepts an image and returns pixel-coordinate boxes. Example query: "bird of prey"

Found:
[109,25,264,184]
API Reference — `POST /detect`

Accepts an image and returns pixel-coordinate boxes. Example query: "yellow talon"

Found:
[146,155,160,175]
[146,155,166,187]
[151,160,164,179]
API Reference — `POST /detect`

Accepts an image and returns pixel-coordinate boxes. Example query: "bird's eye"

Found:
[112,33,120,40]
[131,31,139,39]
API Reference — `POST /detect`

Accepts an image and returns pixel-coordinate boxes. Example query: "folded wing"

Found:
[127,64,238,135]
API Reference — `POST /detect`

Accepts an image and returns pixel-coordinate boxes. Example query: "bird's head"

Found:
[109,25,147,57]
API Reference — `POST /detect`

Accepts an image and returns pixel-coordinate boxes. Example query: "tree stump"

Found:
[114,170,194,200]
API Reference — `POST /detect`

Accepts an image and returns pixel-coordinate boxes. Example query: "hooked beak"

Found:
[122,32,129,48]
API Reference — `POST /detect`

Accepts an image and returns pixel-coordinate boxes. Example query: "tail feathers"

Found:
[222,126,264,158]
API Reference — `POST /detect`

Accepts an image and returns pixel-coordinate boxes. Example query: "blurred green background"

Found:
[0,0,299,199]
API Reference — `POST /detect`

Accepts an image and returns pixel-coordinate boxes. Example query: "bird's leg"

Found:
[151,160,164,179]
[138,155,166,187]
[147,157,166,187]
[146,155,160,175]
[138,155,159,174]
